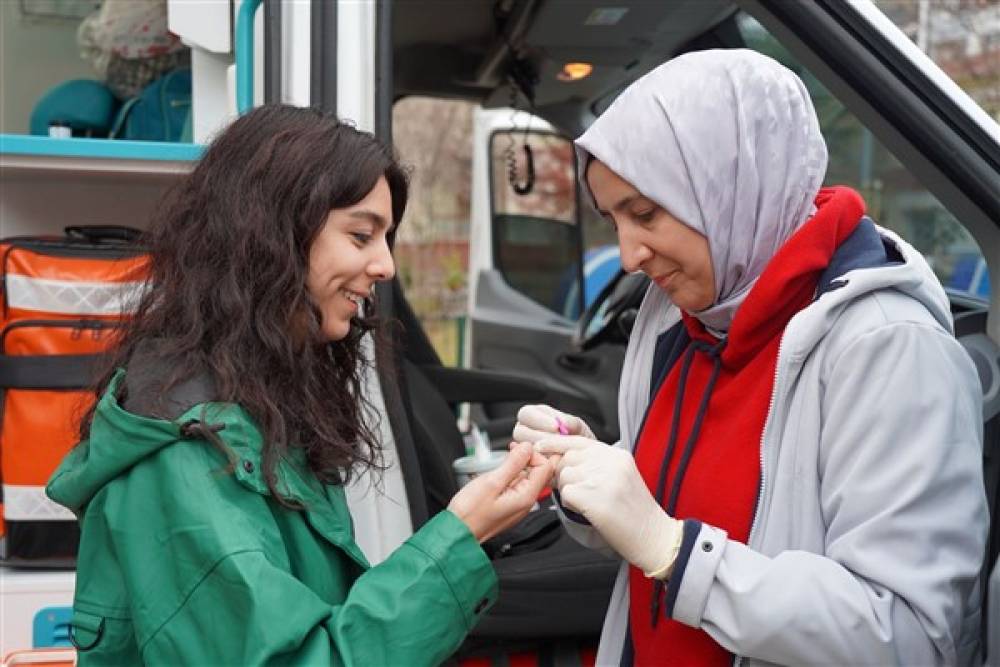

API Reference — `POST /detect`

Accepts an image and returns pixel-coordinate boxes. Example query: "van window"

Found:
[577,174,621,321]
[489,130,584,318]
[393,97,477,366]
[736,12,989,301]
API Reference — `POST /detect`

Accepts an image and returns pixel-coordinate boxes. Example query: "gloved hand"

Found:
[536,435,683,579]
[513,404,596,443]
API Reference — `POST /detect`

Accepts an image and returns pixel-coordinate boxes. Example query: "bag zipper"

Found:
[2,236,146,259]
[1,319,122,353]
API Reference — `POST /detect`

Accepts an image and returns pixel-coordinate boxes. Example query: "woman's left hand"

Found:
[448,442,554,543]
[536,436,683,578]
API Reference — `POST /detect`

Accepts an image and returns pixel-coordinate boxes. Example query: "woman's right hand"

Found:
[513,404,596,443]
[447,442,553,543]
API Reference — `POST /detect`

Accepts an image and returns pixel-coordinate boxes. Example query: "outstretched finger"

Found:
[528,449,549,468]
[534,434,597,456]
[512,423,551,444]
[481,442,532,492]
[511,452,554,499]
[516,404,564,433]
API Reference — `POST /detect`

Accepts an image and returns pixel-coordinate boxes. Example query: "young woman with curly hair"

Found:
[48,104,551,665]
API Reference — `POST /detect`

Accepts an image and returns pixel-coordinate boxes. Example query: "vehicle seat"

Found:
[401,358,462,516]
[953,308,1000,664]
[392,281,618,642]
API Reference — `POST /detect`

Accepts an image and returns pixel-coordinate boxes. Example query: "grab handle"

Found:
[235,0,264,114]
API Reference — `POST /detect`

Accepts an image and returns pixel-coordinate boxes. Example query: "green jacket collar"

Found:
[47,369,368,568]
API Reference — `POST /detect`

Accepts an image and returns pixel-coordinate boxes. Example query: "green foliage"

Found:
[442,251,465,292]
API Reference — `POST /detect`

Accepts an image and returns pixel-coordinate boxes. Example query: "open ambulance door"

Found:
[466,109,629,446]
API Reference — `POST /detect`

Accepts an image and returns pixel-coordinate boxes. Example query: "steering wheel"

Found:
[572,270,650,351]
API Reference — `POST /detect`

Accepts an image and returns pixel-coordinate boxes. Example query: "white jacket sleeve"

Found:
[667,321,987,665]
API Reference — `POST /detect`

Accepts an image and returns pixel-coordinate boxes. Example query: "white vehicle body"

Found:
[0,0,997,662]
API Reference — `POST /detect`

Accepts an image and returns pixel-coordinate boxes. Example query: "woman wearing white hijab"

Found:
[514,49,986,665]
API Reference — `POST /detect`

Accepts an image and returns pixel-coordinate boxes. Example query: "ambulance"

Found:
[1,0,997,663]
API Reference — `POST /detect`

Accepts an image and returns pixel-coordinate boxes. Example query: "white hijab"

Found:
[576,49,829,332]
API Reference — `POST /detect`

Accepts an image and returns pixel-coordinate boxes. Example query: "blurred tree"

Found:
[875,0,999,120]
[392,97,475,243]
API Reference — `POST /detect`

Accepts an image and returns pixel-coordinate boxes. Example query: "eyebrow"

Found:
[348,209,392,230]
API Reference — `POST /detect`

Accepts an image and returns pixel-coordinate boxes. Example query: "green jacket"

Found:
[46,370,498,666]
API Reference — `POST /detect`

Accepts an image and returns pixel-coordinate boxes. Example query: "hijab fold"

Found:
[576,49,829,332]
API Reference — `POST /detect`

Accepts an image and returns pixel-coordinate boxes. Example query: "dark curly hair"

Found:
[80,104,409,501]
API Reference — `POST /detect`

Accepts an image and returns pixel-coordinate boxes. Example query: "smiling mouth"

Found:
[340,289,367,308]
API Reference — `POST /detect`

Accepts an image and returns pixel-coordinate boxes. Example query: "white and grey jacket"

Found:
[561,223,988,666]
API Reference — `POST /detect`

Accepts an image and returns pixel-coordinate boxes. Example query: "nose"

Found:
[367,238,396,282]
[617,224,652,274]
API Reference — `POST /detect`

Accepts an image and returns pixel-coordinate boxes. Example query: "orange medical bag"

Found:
[0,226,147,565]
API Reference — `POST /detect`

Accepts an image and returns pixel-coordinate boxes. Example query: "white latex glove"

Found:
[536,435,683,579]
[512,404,596,444]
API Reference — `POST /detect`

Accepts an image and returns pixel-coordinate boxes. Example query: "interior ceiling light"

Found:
[557,62,593,82]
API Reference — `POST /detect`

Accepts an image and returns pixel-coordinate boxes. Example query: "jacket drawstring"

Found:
[650,338,727,627]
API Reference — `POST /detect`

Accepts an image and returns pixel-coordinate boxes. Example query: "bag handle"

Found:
[65,225,142,244]
[108,96,141,139]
